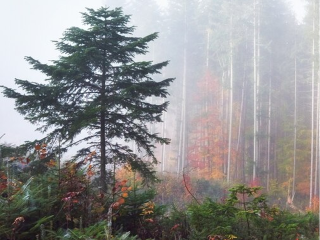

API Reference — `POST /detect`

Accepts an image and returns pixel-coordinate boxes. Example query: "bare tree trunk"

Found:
[253,0,258,180]
[221,70,227,176]
[237,80,245,181]
[227,12,234,183]
[178,0,187,174]
[257,0,261,176]
[292,45,297,202]
[161,97,167,172]
[315,72,319,196]
[205,30,210,171]
[267,58,272,192]
[310,0,316,208]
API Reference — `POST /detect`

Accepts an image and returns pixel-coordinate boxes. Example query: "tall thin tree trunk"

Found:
[237,80,245,181]
[310,0,316,208]
[221,71,226,175]
[257,0,261,176]
[101,50,107,192]
[241,28,249,183]
[227,11,233,183]
[267,58,272,192]
[292,46,297,202]
[253,0,258,180]
[161,97,167,172]
[205,30,210,171]
[178,0,187,174]
[178,107,183,174]
[315,72,319,196]
[206,30,210,68]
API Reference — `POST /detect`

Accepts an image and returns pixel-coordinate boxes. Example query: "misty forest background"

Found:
[105,0,320,210]
[1,0,320,239]
[2,0,320,211]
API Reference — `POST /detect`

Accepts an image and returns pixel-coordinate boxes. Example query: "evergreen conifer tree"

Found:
[1,7,173,192]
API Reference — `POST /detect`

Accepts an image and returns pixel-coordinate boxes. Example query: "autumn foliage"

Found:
[187,71,240,181]
[0,144,318,239]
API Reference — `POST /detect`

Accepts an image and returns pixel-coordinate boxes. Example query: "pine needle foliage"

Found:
[1,7,174,192]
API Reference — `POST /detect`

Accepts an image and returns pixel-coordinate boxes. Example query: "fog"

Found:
[1,0,316,199]
[0,0,105,144]
[0,0,304,145]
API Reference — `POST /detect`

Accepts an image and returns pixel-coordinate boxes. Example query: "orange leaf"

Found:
[87,170,94,177]
[120,180,127,186]
[112,202,120,209]
[0,174,7,180]
[122,192,128,198]
[118,197,125,205]
[121,187,128,192]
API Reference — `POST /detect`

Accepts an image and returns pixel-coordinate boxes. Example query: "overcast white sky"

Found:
[0,0,306,146]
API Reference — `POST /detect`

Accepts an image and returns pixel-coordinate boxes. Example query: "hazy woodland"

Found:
[0,0,320,239]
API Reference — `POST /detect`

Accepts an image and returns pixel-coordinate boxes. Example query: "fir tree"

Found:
[1,7,173,192]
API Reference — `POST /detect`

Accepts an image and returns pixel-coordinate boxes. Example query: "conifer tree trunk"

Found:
[267,57,272,191]
[253,0,258,180]
[227,12,233,183]
[178,0,187,174]
[315,81,319,196]
[239,28,249,183]
[101,50,107,193]
[292,46,297,202]
[315,0,320,195]
[161,98,167,172]
[237,80,245,181]
[205,30,210,171]
[221,71,226,176]
[310,0,317,208]
[257,0,261,180]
